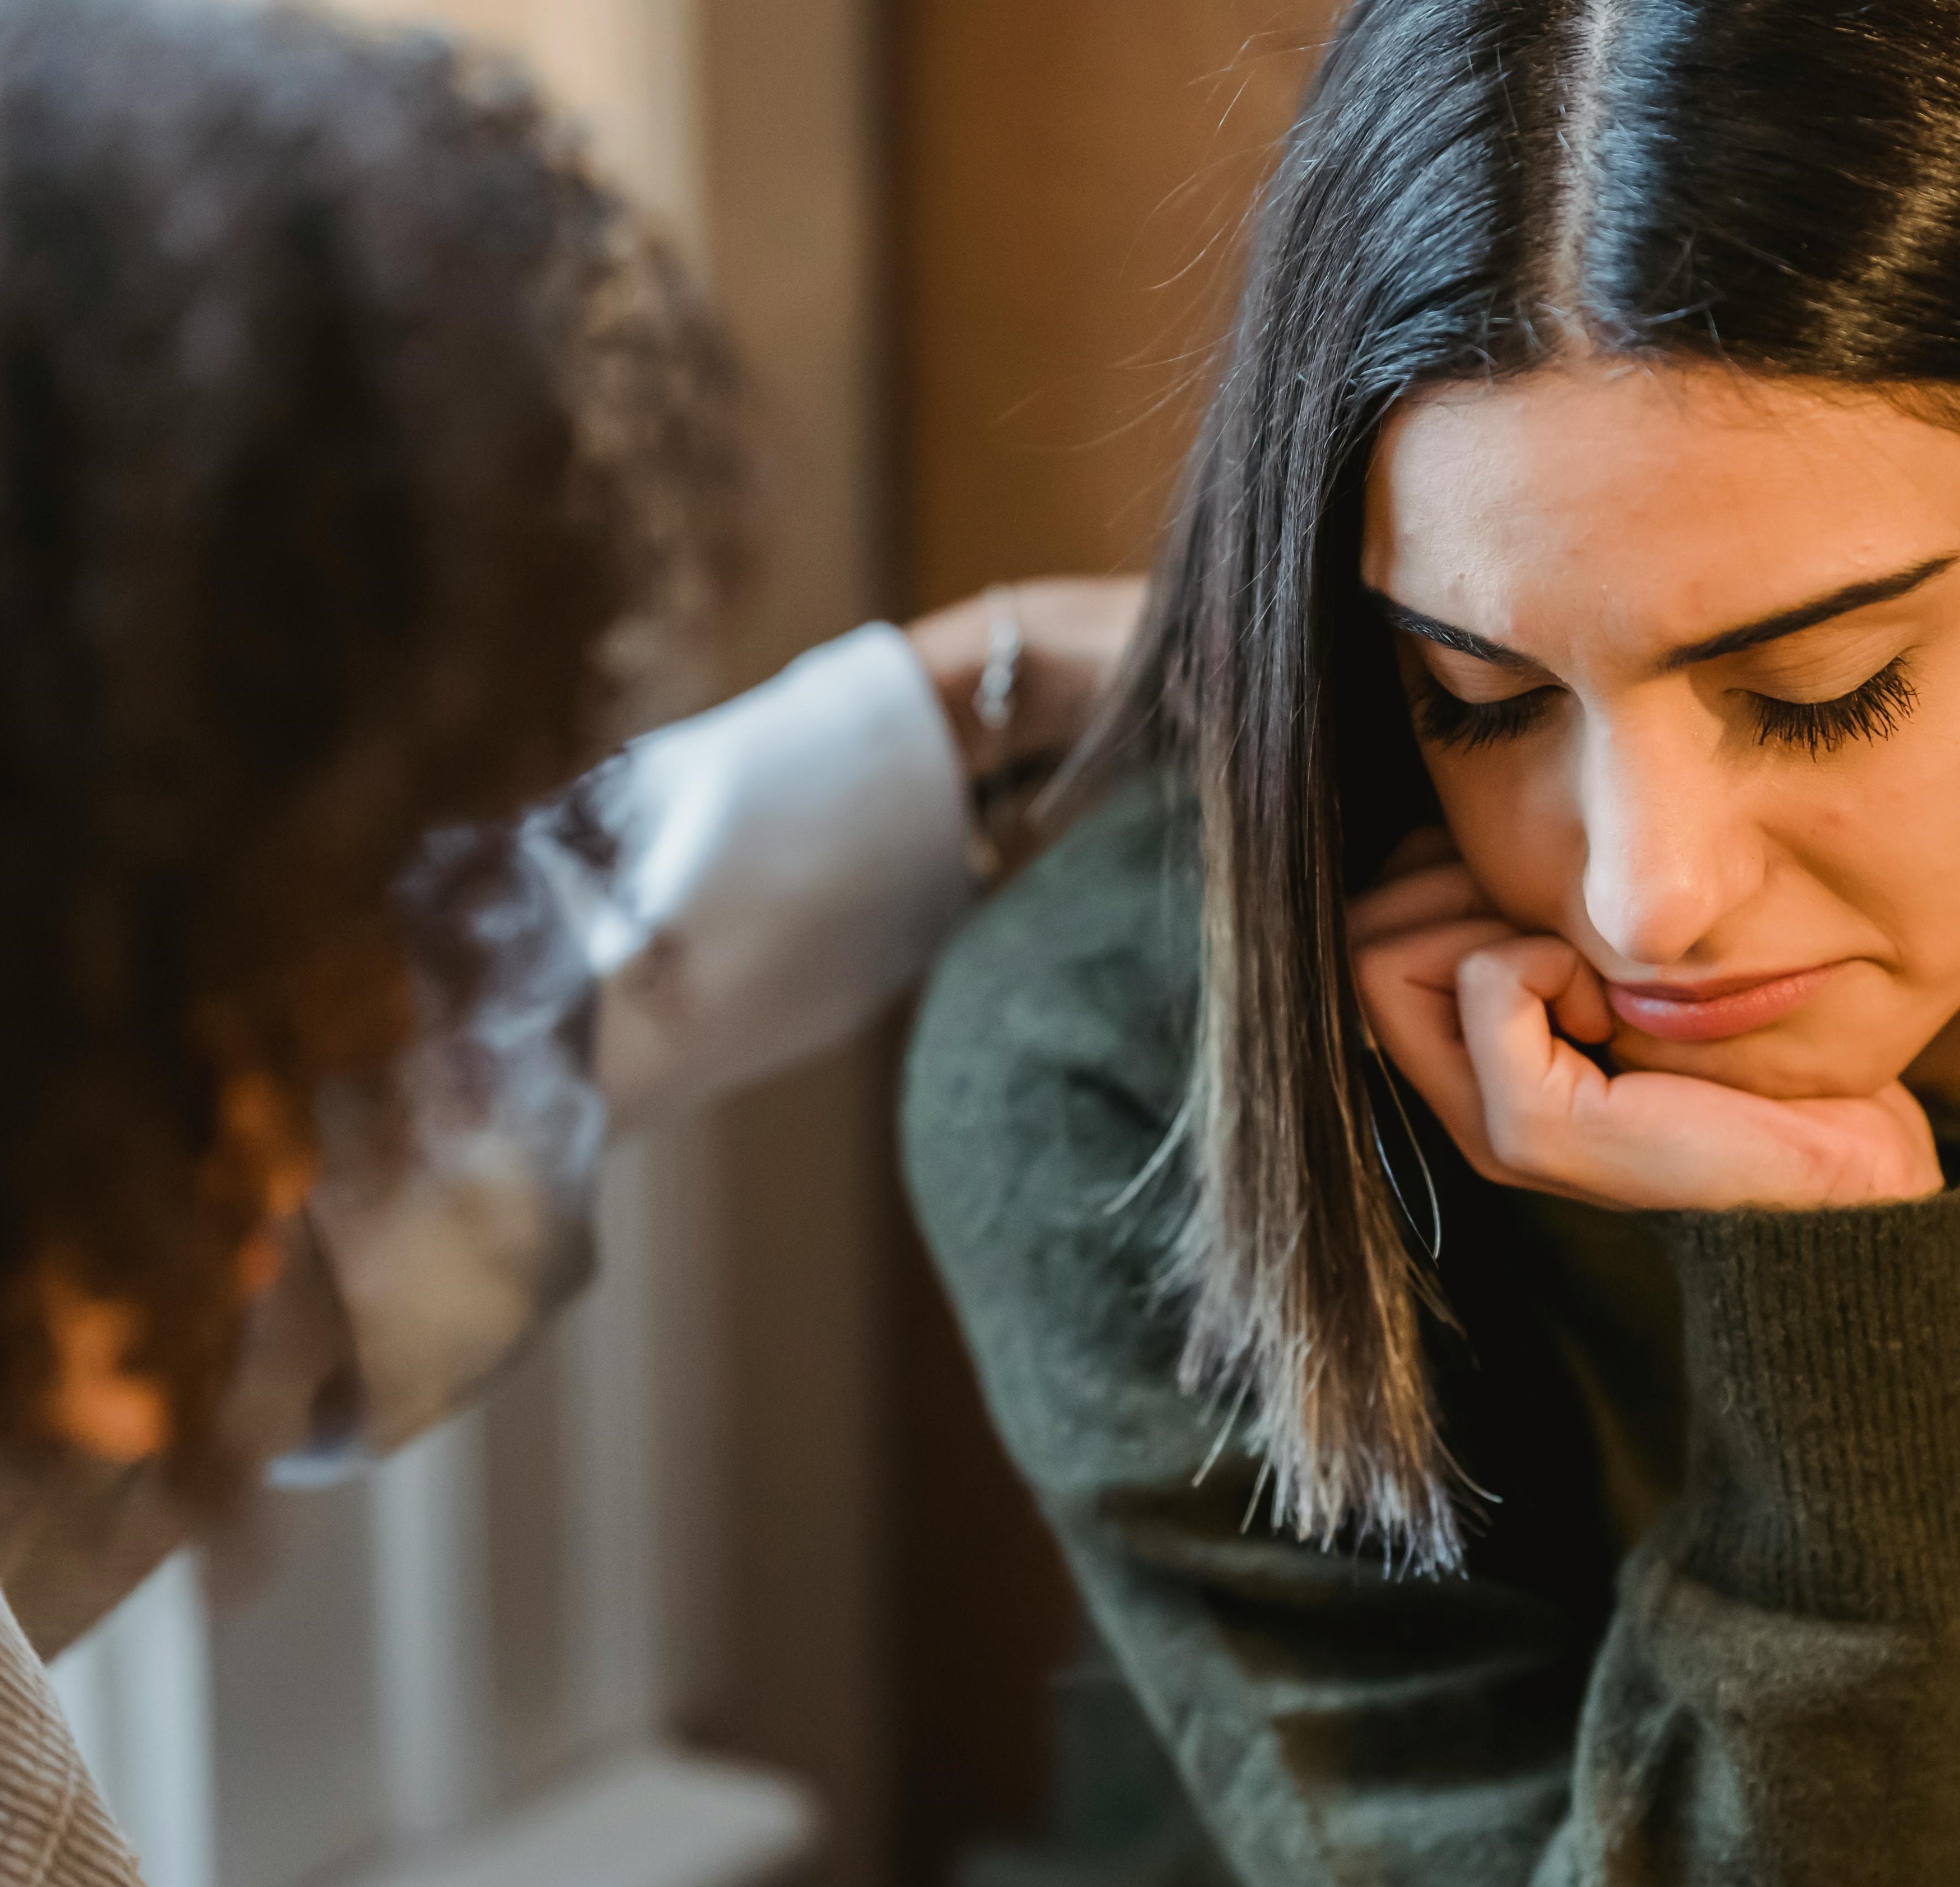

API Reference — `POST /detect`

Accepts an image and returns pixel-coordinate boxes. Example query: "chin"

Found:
[1606,1021,1907,1102]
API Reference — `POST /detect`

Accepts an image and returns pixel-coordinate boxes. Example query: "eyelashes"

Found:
[1412,656,1920,757]
[1746,655,1919,754]
[1411,676,1555,751]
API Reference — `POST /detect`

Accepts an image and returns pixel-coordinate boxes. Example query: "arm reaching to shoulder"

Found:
[906,578,1143,788]
[15,578,1142,1660]
[302,574,1143,1463]
[589,577,1142,1119]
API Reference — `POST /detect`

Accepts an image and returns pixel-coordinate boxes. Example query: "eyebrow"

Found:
[1365,552,1958,674]
[1365,594,1538,669]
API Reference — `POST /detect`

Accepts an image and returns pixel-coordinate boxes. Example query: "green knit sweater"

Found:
[902,770,1960,1887]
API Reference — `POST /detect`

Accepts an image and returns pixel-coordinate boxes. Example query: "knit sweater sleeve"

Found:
[903,768,1960,1887]
[1543,1195,1960,1883]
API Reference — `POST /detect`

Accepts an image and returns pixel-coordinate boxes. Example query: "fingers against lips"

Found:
[1359,922,1623,1200]
[1349,872,1944,1211]
[1455,938,1614,1182]
[1453,943,1931,1208]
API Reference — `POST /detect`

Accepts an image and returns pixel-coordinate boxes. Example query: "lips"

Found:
[1606,964,1839,1043]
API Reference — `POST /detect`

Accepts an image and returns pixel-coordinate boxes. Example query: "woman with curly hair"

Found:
[0,0,1134,1874]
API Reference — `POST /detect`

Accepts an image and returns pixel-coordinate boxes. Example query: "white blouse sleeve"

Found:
[581,621,978,1122]
[278,623,974,1470]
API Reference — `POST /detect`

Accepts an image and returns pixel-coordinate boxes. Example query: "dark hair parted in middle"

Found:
[1119,0,1960,1569]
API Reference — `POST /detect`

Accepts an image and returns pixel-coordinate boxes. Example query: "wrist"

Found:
[907,597,1001,785]
[904,573,1141,788]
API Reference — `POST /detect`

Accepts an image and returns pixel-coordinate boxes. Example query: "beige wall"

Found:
[328,0,706,260]
[893,1,1323,601]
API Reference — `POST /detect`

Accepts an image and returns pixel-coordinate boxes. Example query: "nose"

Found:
[1577,712,1762,969]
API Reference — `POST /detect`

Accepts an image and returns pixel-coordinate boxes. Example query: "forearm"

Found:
[585,579,1141,1116]
[276,616,986,1472]
[587,621,975,1116]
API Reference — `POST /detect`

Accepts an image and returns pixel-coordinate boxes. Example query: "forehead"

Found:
[1361,361,1960,655]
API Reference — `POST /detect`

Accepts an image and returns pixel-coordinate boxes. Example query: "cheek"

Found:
[1791,731,1960,984]
[1817,636,1960,948]
[1427,753,1579,930]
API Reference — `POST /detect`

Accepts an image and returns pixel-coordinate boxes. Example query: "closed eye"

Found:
[1744,655,1919,755]
[1411,672,1561,751]
[1413,656,1921,758]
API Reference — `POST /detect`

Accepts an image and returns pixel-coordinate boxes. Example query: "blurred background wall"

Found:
[883,11,1318,1880]
[53,4,1331,1886]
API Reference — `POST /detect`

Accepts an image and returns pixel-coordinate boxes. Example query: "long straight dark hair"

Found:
[1114,0,1960,1571]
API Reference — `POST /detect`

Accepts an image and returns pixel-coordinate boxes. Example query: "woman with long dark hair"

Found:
[907,2,1960,1880]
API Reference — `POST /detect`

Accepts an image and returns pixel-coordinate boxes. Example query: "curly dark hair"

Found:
[0,0,739,1476]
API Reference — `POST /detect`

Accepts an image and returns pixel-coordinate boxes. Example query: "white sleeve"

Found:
[584,621,977,1121]
[265,625,970,1472]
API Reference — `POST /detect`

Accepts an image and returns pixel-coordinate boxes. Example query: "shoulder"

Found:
[901,768,1210,1495]
[904,766,1198,1186]
[905,766,1200,1149]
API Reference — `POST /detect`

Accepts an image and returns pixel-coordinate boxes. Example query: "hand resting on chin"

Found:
[1349,834,1945,1213]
